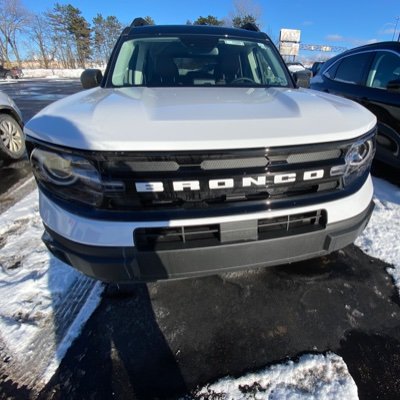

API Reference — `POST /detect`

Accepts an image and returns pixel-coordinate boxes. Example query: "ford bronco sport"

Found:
[25,20,376,282]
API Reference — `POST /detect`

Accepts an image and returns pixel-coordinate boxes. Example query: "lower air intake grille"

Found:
[134,210,327,251]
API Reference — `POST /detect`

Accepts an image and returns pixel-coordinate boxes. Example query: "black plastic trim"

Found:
[42,201,374,283]
[0,106,23,127]
[26,130,375,221]
[38,172,368,222]
[25,128,376,160]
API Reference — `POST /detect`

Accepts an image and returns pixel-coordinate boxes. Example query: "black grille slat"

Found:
[286,149,342,164]
[66,139,358,213]
[97,144,349,211]
[127,161,179,172]
[134,211,327,251]
[135,225,220,250]
[201,157,269,170]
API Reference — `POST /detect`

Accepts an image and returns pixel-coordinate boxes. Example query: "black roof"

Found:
[125,24,270,41]
[331,41,400,61]
[320,41,400,74]
[344,41,400,54]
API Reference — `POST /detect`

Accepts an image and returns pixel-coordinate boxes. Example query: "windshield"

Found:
[109,35,290,88]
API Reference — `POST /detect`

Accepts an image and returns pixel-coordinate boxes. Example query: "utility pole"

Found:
[393,16,400,41]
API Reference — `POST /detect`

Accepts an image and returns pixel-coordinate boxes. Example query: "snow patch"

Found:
[188,353,358,399]
[22,68,105,79]
[0,79,18,84]
[0,190,103,389]
[22,68,85,79]
[356,177,400,293]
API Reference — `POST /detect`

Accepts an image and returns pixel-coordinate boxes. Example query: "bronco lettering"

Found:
[135,170,327,193]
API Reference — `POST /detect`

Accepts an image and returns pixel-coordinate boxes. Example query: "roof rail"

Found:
[240,22,260,32]
[130,17,149,28]
[121,27,130,35]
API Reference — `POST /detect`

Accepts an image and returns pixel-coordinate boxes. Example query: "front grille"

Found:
[134,210,327,251]
[258,210,326,240]
[96,143,350,212]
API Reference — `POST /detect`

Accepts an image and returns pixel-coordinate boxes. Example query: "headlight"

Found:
[346,139,374,166]
[32,150,77,185]
[30,148,103,206]
[343,133,376,186]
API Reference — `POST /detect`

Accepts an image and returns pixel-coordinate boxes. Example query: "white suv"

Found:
[25,20,376,282]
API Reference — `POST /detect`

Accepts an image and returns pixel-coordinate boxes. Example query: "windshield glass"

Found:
[109,35,290,88]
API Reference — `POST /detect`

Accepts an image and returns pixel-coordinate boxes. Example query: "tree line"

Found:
[0,0,261,69]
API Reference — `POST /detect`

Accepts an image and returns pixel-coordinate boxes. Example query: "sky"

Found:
[23,0,400,61]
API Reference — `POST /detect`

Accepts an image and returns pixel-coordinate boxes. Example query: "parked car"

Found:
[310,61,324,77]
[286,62,312,87]
[286,62,306,72]
[10,66,23,79]
[0,91,25,162]
[25,20,376,282]
[310,42,400,168]
[287,62,313,76]
[0,65,23,80]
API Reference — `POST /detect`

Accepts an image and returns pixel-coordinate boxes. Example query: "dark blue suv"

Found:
[310,42,400,168]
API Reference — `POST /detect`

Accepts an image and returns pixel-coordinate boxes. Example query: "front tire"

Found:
[0,114,25,161]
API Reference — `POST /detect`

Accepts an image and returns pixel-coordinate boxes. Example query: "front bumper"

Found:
[42,201,374,282]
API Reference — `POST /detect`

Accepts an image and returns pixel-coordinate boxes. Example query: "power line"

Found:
[299,44,347,53]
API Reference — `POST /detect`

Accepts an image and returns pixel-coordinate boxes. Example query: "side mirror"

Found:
[293,70,311,88]
[387,79,400,91]
[81,69,103,89]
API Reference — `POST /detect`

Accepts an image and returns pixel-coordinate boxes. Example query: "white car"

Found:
[286,62,306,72]
[25,20,376,282]
[0,90,24,162]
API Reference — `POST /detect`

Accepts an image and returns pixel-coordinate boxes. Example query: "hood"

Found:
[25,86,376,151]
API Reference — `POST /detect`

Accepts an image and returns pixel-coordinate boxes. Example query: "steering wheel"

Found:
[230,77,256,84]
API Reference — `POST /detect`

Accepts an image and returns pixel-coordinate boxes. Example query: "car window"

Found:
[332,52,372,85]
[366,51,400,90]
[110,36,290,88]
[323,61,339,80]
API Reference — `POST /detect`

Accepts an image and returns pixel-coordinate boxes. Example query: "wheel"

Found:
[0,114,25,161]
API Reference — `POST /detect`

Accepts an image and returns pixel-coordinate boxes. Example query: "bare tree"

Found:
[144,16,155,25]
[0,0,30,65]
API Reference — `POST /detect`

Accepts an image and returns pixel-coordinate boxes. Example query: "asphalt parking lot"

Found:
[1,79,400,400]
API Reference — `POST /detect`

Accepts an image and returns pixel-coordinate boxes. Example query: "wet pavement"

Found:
[0,79,83,209]
[36,247,400,400]
[0,78,82,122]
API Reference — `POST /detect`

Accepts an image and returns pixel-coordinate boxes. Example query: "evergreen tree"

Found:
[92,14,122,65]
[193,15,224,26]
[232,14,258,28]
[47,3,91,68]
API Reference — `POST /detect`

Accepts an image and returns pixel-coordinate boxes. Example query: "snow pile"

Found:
[22,68,85,79]
[0,79,18,84]
[189,353,358,399]
[22,68,105,79]
[356,177,400,292]
[0,190,103,390]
